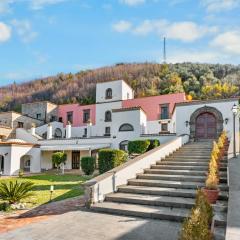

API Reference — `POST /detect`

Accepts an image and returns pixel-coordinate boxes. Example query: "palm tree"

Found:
[0,181,34,204]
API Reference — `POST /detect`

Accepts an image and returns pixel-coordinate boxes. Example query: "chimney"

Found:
[47,123,53,139]
[87,120,92,138]
[31,123,36,135]
[66,121,72,139]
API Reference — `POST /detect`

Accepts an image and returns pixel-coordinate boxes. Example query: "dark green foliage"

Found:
[1,63,239,112]
[98,149,128,174]
[52,152,67,169]
[128,140,150,154]
[147,139,160,151]
[0,181,34,204]
[81,156,95,175]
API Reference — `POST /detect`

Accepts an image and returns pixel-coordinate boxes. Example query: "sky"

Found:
[0,0,240,86]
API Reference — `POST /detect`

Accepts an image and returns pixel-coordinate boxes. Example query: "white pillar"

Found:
[47,123,53,139]
[31,123,36,135]
[87,121,92,138]
[66,122,72,139]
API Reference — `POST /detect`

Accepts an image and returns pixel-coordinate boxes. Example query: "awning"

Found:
[40,144,110,151]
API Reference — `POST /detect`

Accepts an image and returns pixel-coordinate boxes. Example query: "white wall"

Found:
[174,100,239,158]
[95,101,122,136]
[96,80,133,103]
[36,121,64,138]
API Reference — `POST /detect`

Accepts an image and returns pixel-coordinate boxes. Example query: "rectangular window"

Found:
[17,122,24,128]
[59,117,63,123]
[84,128,87,137]
[36,113,42,119]
[161,123,168,132]
[83,109,90,123]
[67,111,73,124]
[105,127,111,136]
[160,104,169,119]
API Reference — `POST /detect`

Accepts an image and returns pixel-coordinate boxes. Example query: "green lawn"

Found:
[0,173,92,207]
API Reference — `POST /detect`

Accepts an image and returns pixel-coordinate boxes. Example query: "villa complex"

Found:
[0,79,239,176]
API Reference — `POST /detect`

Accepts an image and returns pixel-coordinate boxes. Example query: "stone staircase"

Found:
[91,141,228,239]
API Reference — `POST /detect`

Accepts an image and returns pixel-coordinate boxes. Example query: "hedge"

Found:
[98,149,128,174]
[81,156,95,175]
[128,140,150,154]
[148,139,160,151]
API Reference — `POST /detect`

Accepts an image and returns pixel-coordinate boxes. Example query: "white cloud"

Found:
[11,19,38,43]
[210,31,240,54]
[112,20,132,33]
[114,19,218,42]
[201,0,240,12]
[30,0,67,10]
[120,0,145,6]
[0,22,11,42]
[167,50,222,63]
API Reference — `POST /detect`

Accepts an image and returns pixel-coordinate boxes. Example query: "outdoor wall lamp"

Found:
[185,121,189,127]
[224,118,229,124]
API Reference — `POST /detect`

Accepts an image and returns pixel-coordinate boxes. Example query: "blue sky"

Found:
[0,0,240,86]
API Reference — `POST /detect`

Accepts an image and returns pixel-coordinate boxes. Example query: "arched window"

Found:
[105,111,112,122]
[42,132,47,139]
[54,128,62,138]
[119,123,134,132]
[119,140,128,151]
[105,88,112,99]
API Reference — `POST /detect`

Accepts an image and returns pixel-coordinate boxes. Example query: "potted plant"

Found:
[203,170,219,204]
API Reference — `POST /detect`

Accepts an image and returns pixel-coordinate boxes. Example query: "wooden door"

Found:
[196,112,216,139]
[72,151,80,169]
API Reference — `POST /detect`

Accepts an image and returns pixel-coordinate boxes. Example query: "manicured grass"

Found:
[0,173,92,207]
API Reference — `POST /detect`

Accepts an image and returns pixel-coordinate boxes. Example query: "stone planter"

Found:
[202,187,219,204]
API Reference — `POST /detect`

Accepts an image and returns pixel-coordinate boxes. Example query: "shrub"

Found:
[179,189,213,240]
[18,169,24,178]
[52,152,67,171]
[128,140,150,154]
[81,156,95,175]
[0,181,34,204]
[98,149,128,174]
[147,139,160,151]
[206,171,219,190]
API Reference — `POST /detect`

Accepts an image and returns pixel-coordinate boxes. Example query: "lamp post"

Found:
[232,104,238,158]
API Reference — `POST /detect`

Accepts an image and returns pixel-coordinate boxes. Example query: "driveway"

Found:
[0,209,181,240]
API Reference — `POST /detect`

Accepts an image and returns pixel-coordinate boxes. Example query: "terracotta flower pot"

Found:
[202,187,219,204]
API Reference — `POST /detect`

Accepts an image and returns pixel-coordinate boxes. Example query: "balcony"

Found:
[159,113,171,120]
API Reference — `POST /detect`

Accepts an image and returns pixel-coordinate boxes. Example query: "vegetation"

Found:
[0,181,34,204]
[147,139,160,151]
[128,140,150,154]
[0,63,239,112]
[0,173,91,207]
[98,149,128,174]
[179,189,213,240]
[52,152,67,173]
[81,156,95,175]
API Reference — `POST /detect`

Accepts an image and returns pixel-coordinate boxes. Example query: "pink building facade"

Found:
[58,103,96,127]
[122,93,186,121]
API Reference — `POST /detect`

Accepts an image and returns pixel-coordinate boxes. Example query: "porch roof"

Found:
[40,143,110,151]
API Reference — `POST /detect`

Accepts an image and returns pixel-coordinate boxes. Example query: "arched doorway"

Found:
[20,155,31,172]
[196,112,216,139]
[0,155,4,173]
[190,106,223,140]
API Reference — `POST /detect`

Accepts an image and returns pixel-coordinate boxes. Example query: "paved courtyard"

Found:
[0,209,181,240]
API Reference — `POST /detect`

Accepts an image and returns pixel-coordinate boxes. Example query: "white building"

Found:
[0,80,239,175]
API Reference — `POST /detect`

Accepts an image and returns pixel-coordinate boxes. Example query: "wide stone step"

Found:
[157,161,227,167]
[164,157,210,162]
[166,155,211,160]
[151,164,209,171]
[128,179,229,191]
[118,185,229,201]
[91,202,226,226]
[145,169,227,177]
[105,192,228,211]
[137,173,227,183]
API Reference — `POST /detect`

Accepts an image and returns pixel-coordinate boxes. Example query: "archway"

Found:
[190,106,223,140]
[20,155,31,172]
[0,155,4,173]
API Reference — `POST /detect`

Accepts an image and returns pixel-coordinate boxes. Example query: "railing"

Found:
[159,113,171,120]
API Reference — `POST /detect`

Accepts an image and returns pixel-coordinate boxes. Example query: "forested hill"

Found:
[0,63,240,112]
